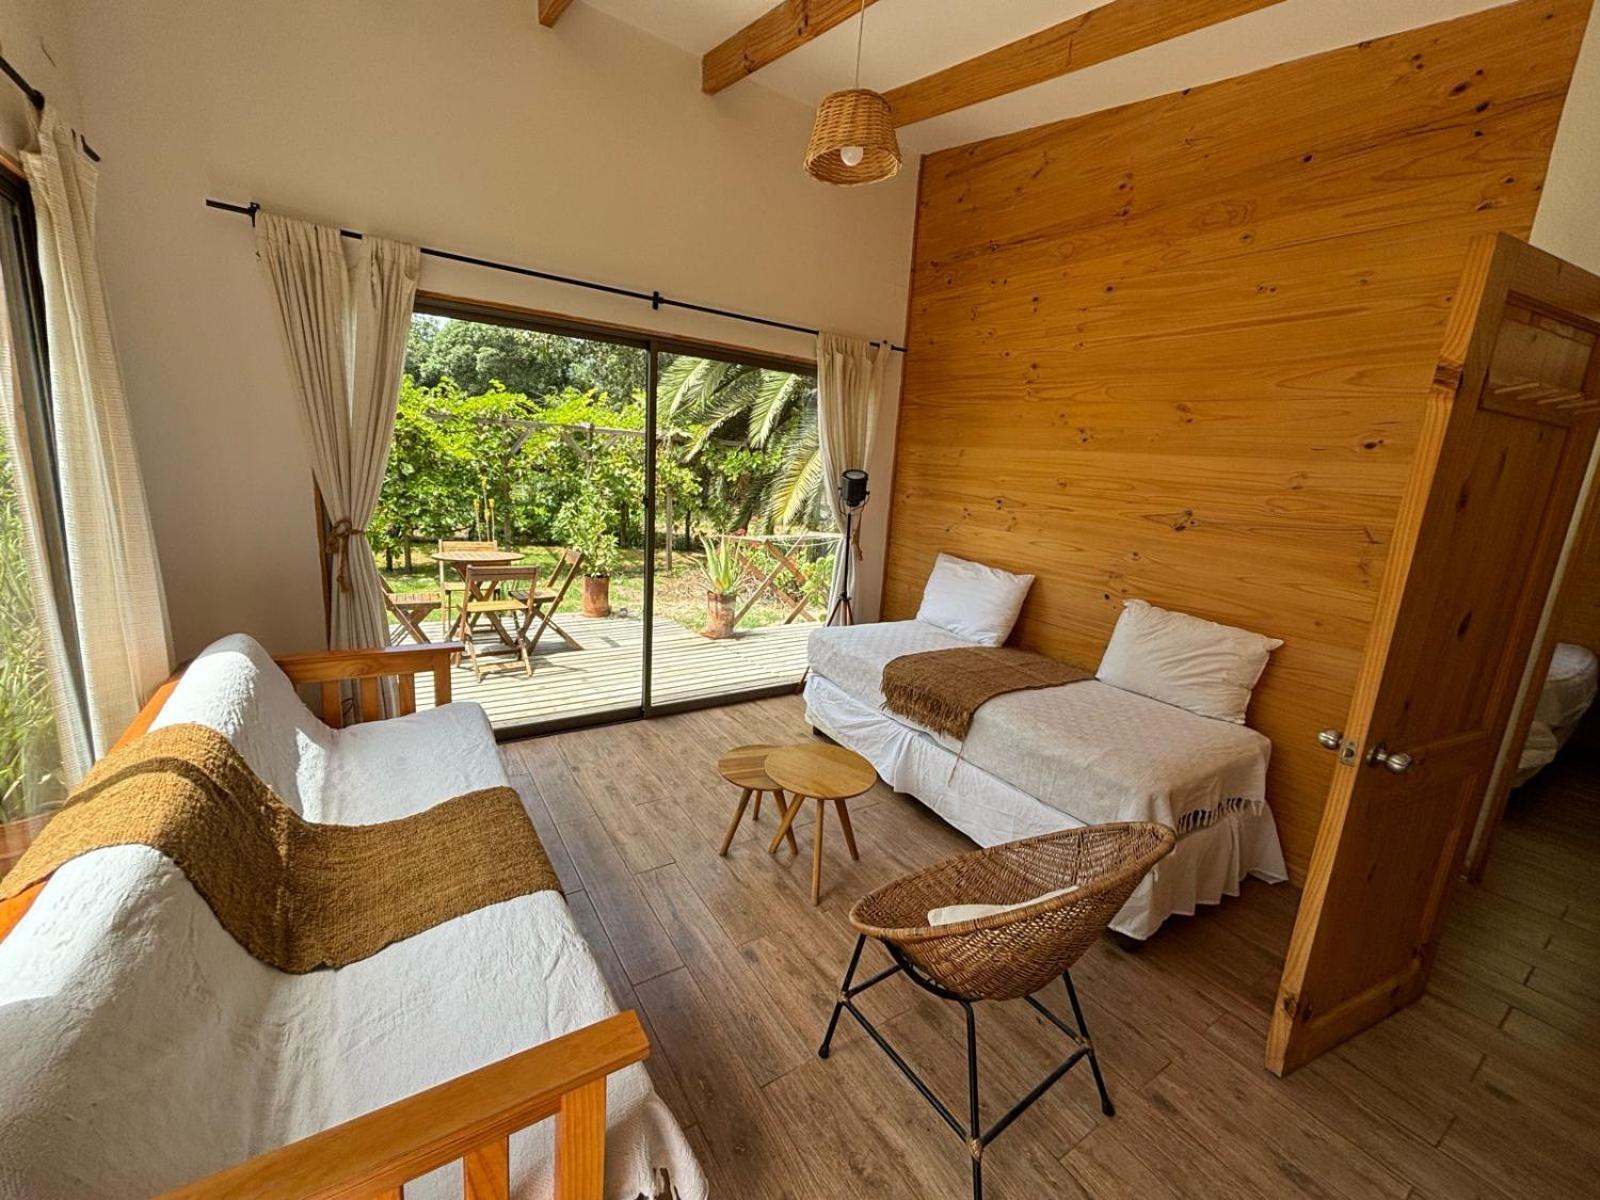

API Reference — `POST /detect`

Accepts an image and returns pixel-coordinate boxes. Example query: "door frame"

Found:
[1464,438,1600,879]
[407,293,819,739]
[1266,234,1600,1075]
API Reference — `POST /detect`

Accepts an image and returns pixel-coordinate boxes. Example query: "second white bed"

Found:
[804,621,1287,939]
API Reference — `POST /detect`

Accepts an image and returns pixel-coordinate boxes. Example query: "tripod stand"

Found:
[826,501,864,627]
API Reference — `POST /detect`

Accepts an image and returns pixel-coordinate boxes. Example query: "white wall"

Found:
[40,0,915,657]
[0,0,79,159]
[1532,0,1600,271]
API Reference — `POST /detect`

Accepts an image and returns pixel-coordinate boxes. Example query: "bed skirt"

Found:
[804,674,1288,940]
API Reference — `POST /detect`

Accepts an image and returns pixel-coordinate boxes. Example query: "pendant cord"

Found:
[853,0,866,89]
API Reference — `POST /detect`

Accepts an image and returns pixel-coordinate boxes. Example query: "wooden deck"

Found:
[397,611,813,727]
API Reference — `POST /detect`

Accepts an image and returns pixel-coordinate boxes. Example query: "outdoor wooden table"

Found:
[433,548,521,641]
[764,742,877,905]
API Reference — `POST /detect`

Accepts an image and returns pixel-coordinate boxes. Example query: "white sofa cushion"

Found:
[915,553,1034,647]
[1096,599,1282,724]
[0,633,704,1200]
[150,633,503,822]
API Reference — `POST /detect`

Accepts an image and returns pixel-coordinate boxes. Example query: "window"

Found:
[0,164,79,866]
[373,298,832,734]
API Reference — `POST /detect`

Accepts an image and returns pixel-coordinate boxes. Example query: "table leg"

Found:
[719,788,752,857]
[811,798,825,906]
[775,790,798,854]
[768,793,806,855]
[835,798,859,861]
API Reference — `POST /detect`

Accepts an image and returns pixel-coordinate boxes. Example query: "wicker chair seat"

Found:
[849,822,1175,1001]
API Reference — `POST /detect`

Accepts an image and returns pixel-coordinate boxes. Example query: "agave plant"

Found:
[657,355,826,531]
[700,535,741,596]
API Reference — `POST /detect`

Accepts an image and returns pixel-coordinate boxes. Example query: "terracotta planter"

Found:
[704,590,737,639]
[582,574,612,618]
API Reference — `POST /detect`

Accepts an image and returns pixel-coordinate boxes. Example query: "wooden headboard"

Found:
[883,0,1594,880]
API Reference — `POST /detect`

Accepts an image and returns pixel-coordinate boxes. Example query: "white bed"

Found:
[0,636,703,1200]
[1513,641,1598,785]
[805,620,1287,939]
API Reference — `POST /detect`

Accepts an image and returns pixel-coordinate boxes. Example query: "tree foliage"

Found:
[373,318,832,571]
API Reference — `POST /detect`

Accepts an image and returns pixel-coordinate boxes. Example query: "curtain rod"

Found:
[0,53,100,162]
[205,197,905,353]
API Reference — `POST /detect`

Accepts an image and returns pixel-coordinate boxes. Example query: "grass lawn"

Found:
[377,544,827,633]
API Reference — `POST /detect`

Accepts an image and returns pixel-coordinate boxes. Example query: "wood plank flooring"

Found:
[503,697,1600,1198]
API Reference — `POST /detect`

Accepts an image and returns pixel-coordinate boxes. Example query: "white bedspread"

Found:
[809,621,1271,831]
[0,635,703,1200]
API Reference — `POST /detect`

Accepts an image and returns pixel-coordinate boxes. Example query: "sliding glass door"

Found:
[374,299,825,735]
[648,347,829,710]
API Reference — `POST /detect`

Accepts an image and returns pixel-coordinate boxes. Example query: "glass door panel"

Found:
[377,305,648,733]
[648,349,833,710]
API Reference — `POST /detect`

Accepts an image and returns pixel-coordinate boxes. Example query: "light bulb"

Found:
[840,145,865,167]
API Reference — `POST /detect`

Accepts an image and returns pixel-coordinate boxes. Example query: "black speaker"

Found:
[840,469,869,509]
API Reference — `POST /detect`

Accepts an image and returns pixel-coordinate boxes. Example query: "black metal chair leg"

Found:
[1063,970,1114,1117]
[818,934,867,1059]
[964,1000,983,1200]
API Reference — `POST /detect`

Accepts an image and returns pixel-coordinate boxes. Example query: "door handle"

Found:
[1365,743,1415,774]
[1317,729,1344,750]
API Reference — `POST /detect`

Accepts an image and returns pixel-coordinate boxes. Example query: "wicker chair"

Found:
[818,822,1175,1200]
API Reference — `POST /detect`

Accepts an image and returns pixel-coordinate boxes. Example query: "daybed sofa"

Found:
[0,634,703,1200]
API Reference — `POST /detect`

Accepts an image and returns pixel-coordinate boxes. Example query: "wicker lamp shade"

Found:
[805,88,902,186]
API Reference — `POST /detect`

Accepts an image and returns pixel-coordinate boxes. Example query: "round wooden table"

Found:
[716,744,798,857]
[763,742,877,905]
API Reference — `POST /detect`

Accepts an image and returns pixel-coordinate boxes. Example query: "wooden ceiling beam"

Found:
[703,0,883,95]
[538,0,575,28]
[885,0,1287,128]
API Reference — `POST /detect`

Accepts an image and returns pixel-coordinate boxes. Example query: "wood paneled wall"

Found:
[883,0,1593,880]
[1555,509,1600,650]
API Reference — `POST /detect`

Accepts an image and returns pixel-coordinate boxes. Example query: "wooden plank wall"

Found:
[883,0,1593,881]
[1554,514,1600,650]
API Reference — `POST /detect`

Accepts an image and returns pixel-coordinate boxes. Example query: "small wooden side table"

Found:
[717,744,797,857]
[763,743,877,905]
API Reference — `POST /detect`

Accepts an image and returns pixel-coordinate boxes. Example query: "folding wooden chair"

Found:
[381,576,444,646]
[525,549,586,653]
[437,539,498,626]
[460,564,540,682]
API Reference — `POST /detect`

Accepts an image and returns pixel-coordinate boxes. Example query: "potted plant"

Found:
[555,494,620,618]
[701,534,741,639]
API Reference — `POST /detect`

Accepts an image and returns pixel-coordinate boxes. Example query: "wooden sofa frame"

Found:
[0,643,651,1200]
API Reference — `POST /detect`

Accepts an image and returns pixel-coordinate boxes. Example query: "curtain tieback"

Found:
[323,517,366,593]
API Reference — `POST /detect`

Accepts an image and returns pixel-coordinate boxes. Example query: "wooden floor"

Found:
[502,696,1600,1199]
[398,611,812,727]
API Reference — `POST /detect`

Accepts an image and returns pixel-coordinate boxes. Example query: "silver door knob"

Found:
[1366,744,1414,774]
[1317,729,1344,750]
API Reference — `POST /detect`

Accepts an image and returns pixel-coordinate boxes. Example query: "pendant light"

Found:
[804,0,901,186]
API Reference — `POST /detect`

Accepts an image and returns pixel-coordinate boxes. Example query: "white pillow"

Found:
[916,553,1034,647]
[928,885,1079,927]
[1096,599,1282,724]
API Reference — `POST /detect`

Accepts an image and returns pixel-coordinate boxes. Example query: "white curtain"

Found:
[255,212,419,657]
[0,263,91,785]
[24,107,173,759]
[817,332,888,619]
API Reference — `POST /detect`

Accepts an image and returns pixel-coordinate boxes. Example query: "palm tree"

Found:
[656,354,827,530]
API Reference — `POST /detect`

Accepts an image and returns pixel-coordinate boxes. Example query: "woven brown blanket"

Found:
[0,723,560,973]
[881,646,1092,740]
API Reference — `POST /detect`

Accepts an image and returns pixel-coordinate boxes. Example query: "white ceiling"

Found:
[578,0,1519,154]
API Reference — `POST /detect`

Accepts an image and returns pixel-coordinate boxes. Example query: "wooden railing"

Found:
[159,1010,649,1200]
[7,645,650,1200]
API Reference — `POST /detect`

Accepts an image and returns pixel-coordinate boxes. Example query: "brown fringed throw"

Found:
[881,646,1092,740]
[0,723,561,973]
